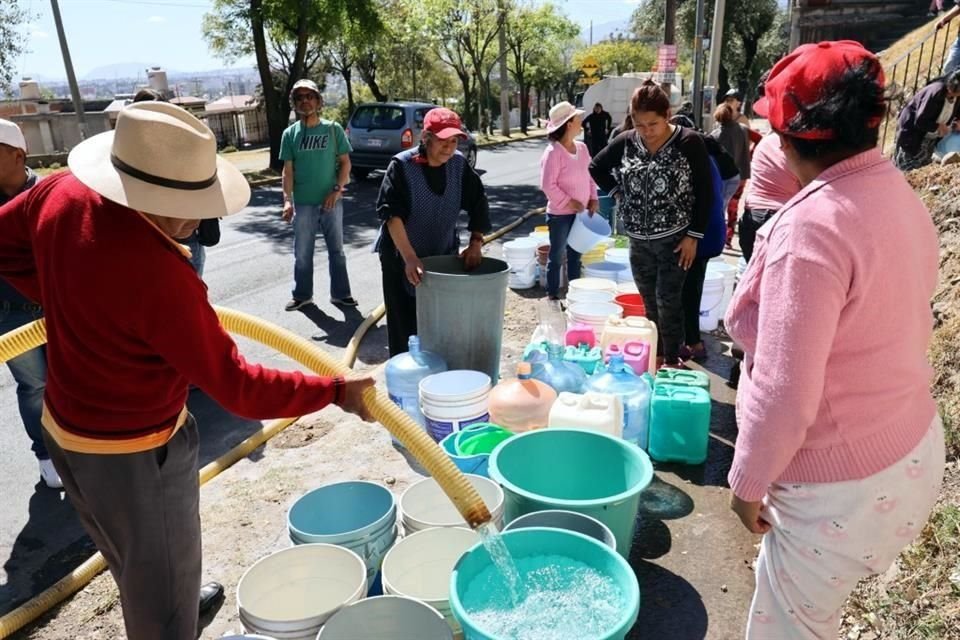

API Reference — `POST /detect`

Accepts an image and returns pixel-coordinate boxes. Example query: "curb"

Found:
[241,131,548,188]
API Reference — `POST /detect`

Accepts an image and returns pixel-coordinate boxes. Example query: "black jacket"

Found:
[897,79,960,154]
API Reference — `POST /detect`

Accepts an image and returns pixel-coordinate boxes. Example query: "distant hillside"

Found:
[581,18,632,43]
[83,62,172,81]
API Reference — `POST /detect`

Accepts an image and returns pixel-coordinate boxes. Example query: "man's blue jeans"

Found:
[0,304,48,460]
[292,200,352,301]
[945,35,960,75]
[546,213,582,297]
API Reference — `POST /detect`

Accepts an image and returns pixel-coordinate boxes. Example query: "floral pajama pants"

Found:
[747,415,945,639]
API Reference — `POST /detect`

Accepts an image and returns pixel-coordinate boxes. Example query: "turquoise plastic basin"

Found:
[488,428,653,557]
[449,527,640,640]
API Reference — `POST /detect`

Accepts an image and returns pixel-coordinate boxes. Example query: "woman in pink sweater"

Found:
[539,101,598,299]
[725,41,944,638]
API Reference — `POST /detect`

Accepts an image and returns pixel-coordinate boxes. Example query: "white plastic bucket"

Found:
[419,371,492,443]
[399,474,504,533]
[566,288,615,306]
[237,544,366,640]
[616,267,634,283]
[583,260,626,282]
[566,212,612,253]
[616,280,639,295]
[381,527,479,635]
[317,595,453,639]
[698,271,725,331]
[604,247,629,265]
[568,277,618,295]
[568,301,623,334]
[706,261,737,319]
[737,255,748,283]
[503,239,538,290]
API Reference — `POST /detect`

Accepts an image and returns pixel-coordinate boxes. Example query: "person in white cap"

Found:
[0,102,375,639]
[0,118,61,489]
[280,78,357,311]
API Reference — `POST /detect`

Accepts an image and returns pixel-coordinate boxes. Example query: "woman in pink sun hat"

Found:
[724,40,944,638]
[538,101,599,300]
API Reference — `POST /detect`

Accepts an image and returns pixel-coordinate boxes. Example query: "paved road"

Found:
[0,140,548,617]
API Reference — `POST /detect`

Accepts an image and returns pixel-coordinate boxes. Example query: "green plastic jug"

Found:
[648,385,712,464]
[654,368,710,392]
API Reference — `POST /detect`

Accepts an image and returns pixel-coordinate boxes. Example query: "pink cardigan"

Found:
[539,140,598,214]
[725,148,939,502]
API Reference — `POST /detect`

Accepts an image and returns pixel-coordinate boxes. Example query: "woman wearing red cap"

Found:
[375,107,491,356]
[725,41,944,637]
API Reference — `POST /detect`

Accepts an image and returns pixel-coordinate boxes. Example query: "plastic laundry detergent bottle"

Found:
[584,353,653,448]
[385,335,447,427]
[530,342,587,394]
[488,362,558,433]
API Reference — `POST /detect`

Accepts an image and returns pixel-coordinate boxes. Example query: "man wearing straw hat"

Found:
[0,101,375,639]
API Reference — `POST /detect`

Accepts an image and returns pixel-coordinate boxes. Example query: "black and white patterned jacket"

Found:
[590,126,712,241]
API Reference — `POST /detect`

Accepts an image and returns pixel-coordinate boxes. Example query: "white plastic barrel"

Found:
[237,544,366,640]
[399,474,504,533]
[317,595,453,639]
[698,270,725,331]
[381,527,479,636]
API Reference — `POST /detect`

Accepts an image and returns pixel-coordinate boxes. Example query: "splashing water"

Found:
[476,522,527,605]
[463,554,626,640]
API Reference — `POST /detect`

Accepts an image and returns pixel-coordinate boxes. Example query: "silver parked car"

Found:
[346,101,478,180]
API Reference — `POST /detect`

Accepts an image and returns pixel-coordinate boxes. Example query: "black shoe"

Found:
[330,296,359,307]
[285,298,313,312]
[198,581,224,616]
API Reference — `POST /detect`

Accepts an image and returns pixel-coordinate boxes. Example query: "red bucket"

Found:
[614,293,646,317]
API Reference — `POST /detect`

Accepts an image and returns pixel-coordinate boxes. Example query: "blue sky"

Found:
[18,0,639,80]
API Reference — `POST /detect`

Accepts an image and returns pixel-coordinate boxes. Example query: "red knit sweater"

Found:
[0,172,344,448]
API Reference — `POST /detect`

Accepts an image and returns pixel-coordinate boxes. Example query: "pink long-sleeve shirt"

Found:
[725,148,939,502]
[539,140,598,214]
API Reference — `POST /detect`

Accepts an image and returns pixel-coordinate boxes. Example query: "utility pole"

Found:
[705,0,727,131]
[590,20,593,46]
[50,0,87,140]
[499,0,511,136]
[692,0,707,129]
[662,0,677,96]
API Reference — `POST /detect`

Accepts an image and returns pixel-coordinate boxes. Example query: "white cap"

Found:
[0,119,27,153]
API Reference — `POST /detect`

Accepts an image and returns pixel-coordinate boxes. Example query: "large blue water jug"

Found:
[584,354,652,448]
[530,343,587,394]
[385,335,447,428]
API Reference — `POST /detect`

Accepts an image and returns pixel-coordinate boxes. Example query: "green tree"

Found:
[505,2,580,133]
[572,40,656,78]
[203,0,381,168]
[1,0,32,94]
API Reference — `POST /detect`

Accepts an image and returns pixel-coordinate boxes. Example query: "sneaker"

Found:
[285,298,312,312]
[330,296,358,307]
[941,151,960,166]
[39,459,63,489]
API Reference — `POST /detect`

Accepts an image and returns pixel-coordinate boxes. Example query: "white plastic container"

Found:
[707,261,737,318]
[616,280,639,295]
[566,212,612,253]
[600,316,659,374]
[548,391,624,438]
[737,255,748,283]
[503,238,538,290]
[567,301,623,335]
[399,475,504,534]
[568,277,618,295]
[566,288,616,306]
[381,527,479,636]
[317,596,453,640]
[583,260,625,282]
[699,270,725,331]
[604,247,629,265]
[237,544,366,640]
[419,371,492,443]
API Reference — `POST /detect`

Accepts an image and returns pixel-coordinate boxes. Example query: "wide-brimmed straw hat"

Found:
[68,102,250,219]
[546,101,584,134]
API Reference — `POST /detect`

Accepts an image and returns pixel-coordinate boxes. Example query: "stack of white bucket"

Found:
[502,238,538,289]
[700,259,739,331]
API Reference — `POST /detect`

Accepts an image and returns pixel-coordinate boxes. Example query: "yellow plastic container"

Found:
[600,316,659,374]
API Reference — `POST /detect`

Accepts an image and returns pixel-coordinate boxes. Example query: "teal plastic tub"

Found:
[488,428,653,557]
[449,528,640,640]
[648,385,712,465]
[439,423,513,477]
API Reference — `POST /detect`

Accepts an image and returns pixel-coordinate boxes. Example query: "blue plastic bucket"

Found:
[449,528,640,640]
[287,481,397,581]
[488,428,653,557]
[567,211,612,253]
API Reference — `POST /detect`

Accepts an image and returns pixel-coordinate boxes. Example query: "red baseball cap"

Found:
[423,108,467,140]
[753,40,885,140]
